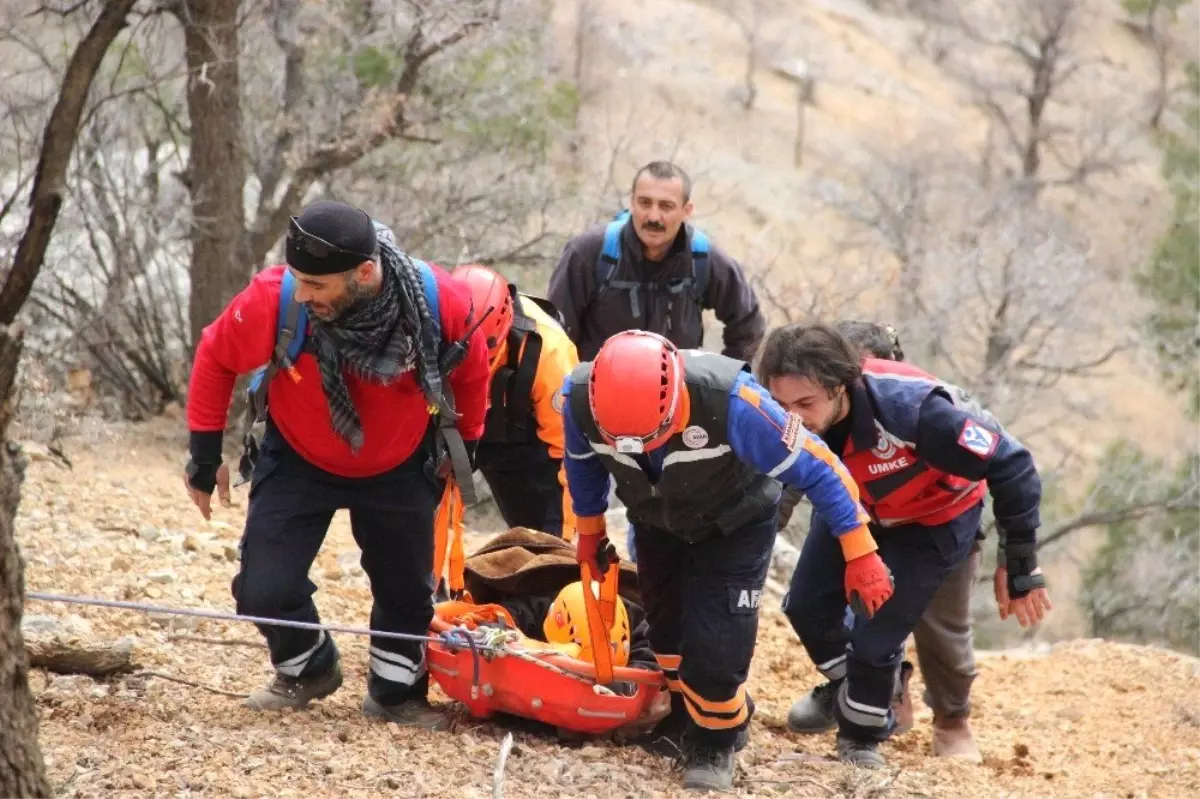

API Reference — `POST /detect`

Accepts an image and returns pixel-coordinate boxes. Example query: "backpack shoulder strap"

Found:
[413,259,443,341]
[594,211,630,292]
[277,269,308,364]
[688,225,711,303]
[244,270,307,435]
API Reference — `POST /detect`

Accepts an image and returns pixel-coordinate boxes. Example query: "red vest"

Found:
[840,359,986,528]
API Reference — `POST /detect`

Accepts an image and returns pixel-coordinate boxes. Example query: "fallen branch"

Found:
[492,731,514,799]
[165,634,266,649]
[26,636,134,677]
[137,669,250,699]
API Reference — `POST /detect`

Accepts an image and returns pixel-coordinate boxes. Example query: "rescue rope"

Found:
[25,591,490,692]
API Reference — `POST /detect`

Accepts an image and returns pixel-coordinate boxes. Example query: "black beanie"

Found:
[286,200,378,275]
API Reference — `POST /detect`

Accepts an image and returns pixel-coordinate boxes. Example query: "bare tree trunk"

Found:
[175,0,251,351]
[0,1,138,793]
[0,328,45,799]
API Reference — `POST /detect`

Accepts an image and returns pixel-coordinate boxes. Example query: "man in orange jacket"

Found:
[451,265,579,539]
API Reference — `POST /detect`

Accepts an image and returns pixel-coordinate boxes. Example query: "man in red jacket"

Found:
[183,201,488,729]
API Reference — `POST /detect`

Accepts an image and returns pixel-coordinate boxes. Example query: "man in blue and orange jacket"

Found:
[561,330,893,792]
[183,200,488,730]
[757,322,1052,769]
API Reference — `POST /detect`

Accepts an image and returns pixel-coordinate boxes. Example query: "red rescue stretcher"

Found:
[426,560,667,735]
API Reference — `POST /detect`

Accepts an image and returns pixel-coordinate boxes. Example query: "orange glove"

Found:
[836,524,893,618]
[844,552,894,618]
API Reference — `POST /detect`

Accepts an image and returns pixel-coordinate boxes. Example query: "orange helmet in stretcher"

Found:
[454,265,514,359]
[542,580,632,667]
[588,330,684,454]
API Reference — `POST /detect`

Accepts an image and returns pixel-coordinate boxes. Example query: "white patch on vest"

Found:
[552,391,565,413]
[871,421,906,460]
[681,425,710,449]
[737,589,761,609]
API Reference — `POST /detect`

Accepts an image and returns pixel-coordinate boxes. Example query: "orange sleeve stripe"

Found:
[576,514,606,535]
[654,653,682,670]
[736,384,761,407]
[838,525,879,561]
[801,436,863,503]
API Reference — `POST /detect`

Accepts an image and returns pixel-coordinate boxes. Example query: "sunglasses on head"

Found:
[287,217,372,260]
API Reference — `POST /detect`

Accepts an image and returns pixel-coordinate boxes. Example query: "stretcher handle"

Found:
[581,560,619,685]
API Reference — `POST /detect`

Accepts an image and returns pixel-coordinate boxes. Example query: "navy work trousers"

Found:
[783,504,980,742]
[231,421,443,705]
[475,440,565,537]
[634,511,777,748]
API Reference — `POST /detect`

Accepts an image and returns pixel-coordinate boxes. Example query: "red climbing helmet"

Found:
[455,265,514,357]
[588,331,684,454]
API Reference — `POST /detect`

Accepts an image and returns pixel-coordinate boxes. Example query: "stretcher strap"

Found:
[580,560,619,684]
[433,479,467,594]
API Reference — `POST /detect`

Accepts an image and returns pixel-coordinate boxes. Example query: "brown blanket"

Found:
[463,528,642,606]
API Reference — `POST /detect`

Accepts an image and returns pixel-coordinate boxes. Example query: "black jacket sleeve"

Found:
[546,235,596,346]
[703,243,766,362]
[915,391,1042,543]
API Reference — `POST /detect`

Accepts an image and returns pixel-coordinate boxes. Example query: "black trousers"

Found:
[633,511,777,748]
[231,423,442,705]
[783,505,979,742]
[475,440,565,537]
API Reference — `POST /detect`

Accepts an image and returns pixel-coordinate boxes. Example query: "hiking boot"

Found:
[892,661,914,735]
[245,663,343,711]
[787,682,837,734]
[836,734,886,769]
[682,742,735,792]
[362,695,451,731]
[932,715,982,763]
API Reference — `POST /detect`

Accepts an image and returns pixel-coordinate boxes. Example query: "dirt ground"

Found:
[14,418,1200,799]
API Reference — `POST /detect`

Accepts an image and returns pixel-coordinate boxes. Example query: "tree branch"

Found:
[245,5,497,266]
[0,0,140,325]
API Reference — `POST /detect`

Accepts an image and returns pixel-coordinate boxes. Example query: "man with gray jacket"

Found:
[547,161,766,364]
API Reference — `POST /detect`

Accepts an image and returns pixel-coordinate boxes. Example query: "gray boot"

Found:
[786,681,837,734]
[245,662,343,711]
[682,742,735,792]
[362,695,451,731]
[837,735,886,769]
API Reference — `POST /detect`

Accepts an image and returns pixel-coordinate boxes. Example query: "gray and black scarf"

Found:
[309,244,446,453]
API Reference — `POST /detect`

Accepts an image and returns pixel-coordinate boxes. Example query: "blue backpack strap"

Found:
[413,258,442,341]
[689,225,711,302]
[242,270,308,455]
[595,212,628,292]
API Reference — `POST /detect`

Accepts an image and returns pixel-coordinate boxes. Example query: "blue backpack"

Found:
[593,210,712,317]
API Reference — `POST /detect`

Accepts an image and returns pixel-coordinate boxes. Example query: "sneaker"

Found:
[931,715,982,763]
[362,695,451,731]
[892,661,914,735]
[836,734,886,769]
[682,742,735,792]
[786,682,837,734]
[245,663,343,711]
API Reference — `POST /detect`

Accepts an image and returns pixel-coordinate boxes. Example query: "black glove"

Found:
[185,458,220,494]
[465,438,478,471]
[187,431,224,493]
[1004,538,1047,599]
